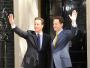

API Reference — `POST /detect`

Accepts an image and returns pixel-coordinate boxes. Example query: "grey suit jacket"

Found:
[52,27,77,53]
[51,27,77,68]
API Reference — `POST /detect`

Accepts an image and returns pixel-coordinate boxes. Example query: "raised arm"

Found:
[68,10,78,39]
[8,14,28,38]
[69,10,77,27]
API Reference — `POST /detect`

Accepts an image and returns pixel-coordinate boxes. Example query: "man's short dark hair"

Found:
[53,16,64,24]
[35,17,44,25]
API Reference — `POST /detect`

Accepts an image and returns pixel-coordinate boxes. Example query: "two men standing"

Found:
[8,10,77,68]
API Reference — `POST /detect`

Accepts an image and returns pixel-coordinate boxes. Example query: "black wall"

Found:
[0,0,14,68]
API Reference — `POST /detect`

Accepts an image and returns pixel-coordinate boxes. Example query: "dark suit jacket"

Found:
[13,27,51,68]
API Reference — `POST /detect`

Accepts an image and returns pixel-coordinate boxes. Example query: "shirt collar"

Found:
[57,28,63,35]
[36,31,43,36]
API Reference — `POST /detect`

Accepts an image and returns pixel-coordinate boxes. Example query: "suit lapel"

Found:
[32,33,39,49]
[41,34,46,50]
[28,31,38,49]
[55,30,64,48]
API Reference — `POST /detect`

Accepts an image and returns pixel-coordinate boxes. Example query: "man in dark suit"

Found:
[51,10,78,68]
[8,15,51,68]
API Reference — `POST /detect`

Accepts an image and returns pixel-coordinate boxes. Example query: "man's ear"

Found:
[61,23,63,27]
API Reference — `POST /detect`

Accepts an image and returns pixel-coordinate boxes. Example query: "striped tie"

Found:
[53,32,58,47]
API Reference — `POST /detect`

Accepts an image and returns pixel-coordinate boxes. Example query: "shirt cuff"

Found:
[71,21,77,27]
[11,23,16,29]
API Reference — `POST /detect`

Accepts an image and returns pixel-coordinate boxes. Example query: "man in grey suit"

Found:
[52,10,78,68]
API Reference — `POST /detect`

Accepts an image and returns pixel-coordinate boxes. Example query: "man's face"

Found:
[53,19,63,32]
[34,20,43,33]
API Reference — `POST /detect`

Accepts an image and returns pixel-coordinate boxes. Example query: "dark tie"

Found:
[37,34,40,49]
